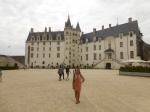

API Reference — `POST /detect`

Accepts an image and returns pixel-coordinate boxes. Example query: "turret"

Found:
[76,22,81,31]
[65,15,71,28]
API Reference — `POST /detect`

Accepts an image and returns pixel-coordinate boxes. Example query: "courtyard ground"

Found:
[0,69,150,112]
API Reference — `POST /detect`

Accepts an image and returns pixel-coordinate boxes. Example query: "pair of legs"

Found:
[59,74,62,81]
[0,75,2,82]
[74,90,81,104]
[66,72,69,81]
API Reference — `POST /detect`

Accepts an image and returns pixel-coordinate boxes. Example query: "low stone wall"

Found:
[119,71,150,77]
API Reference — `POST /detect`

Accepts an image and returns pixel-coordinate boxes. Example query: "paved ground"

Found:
[0,69,150,112]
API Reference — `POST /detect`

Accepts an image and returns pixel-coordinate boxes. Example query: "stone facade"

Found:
[25,16,150,69]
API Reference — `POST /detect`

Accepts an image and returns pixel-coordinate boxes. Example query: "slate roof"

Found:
[26,31,64,41]
[81,20,140,43]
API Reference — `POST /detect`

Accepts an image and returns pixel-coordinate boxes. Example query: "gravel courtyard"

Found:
[0,69,150,112]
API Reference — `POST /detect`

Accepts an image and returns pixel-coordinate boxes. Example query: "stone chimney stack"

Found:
[128,17,132,23]
[45,27,47,32]
[93,28,96,33]
[31,28,34,33]
[109,24,111,29]
[102,25,104,30]
[49,27,51,32]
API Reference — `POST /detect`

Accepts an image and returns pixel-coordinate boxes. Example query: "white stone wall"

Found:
[25,41,64,68]
[25,29,142,69]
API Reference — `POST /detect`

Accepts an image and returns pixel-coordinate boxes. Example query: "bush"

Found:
[0,66,18,70]
[119,66,150,73]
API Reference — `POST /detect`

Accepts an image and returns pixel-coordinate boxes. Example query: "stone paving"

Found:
[0,69,150,112]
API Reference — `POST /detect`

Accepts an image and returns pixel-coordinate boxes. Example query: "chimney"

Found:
[45,27,47,32]
[49,27,51,32]
[93,28,96,33]
[109,24,111,29]
[30,28,34,33]
[128,17,132,23]
[102,25,104,30]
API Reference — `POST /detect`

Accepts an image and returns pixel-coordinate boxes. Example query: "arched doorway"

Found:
[105,63,111,69]
[14,63,18,67]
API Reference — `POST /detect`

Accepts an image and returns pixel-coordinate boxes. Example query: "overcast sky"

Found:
[0,0,150,56]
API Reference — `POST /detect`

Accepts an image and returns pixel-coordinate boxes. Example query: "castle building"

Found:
[25,16,150,69]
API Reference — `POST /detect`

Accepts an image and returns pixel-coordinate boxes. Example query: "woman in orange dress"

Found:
[72,68,85,104]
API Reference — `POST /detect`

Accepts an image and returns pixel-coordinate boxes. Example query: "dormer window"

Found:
[49,36,52,41]
[31,36,35,41]
[129,32,133,37]
[57,36,61,40]
[43,35,46,41]
[86,38,88,44]
[93,37,96,43]
[37,36,40,41]
[119,33,123,39]
[98,38,101,42]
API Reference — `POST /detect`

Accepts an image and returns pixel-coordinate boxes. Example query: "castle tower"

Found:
[64,15,81,67]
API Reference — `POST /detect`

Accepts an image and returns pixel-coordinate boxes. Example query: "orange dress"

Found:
[74,74,81,92]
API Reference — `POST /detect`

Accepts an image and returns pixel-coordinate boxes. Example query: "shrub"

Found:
[0,66,18,70]
[119,66,150,73]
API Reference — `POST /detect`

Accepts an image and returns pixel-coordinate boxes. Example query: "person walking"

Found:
[72,68,85,104]
[65,65,71,81]
[61,65,65,80]
[0,69,2,82]
[58,65,63,81]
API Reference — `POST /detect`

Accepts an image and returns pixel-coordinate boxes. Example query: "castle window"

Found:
[49,54,51,58]
[99,45,101,50]
[130,40,133,46]
[120,33,123,39]
[31,53,34,58]
[94,53,97,60]
[94,45,96,50]
[120,52,123,59]
[86,47,88,52]
[37,54,38,58]
[108,53,112,59]
[130,32,133,37]
[58,36,61,40]
[99,54,101,60]
[120,42,123,47]
[42,61,45,64]
[31,42,34,45]
[31,47,34,51]
[43,54,45,58]
[108,43,111,49]
[57,53,60,58]
[86,54,88,60]
[130,51,134,58]
[81,56,82,61]
[57,47,60,51]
